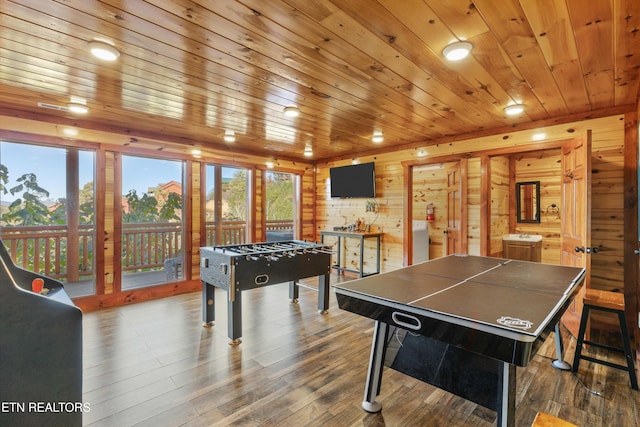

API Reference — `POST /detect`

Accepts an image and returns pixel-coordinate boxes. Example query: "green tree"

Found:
[122,190,158,223]
[49,198,67,224]
[2,173,51,225]
[122,188,182,222]
[79,181,95,224]
[0,164,8,195]
[265,172,293,220]
[158,192,182,221]
[222,170,247,221]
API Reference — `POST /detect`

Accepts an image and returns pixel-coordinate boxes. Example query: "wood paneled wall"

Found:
[315,115,626,294]
[512,149,562,265]
[489,156,509,257]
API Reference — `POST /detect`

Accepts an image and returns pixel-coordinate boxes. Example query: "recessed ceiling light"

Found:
[504,104,525,116]
[88,40,120,61]
[304,145,313,157]
[532,132,546,141]
[442,41,472,61]
[223,130,236,142]
[67,102,89,114]
[371,131,384,143]
[62,127,78,137]
[283,106,300,117]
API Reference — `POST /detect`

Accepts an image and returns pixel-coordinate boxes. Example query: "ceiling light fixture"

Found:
[371,131,384,143]
[67,102,89,114]
[532,132,546,141]
[62,127,78,137]
[304,145,313,157]
[442,41,472,61]
[223,130,236,142]
[88,40,120,61]
[504,104,525,116]
[283,105,300,117]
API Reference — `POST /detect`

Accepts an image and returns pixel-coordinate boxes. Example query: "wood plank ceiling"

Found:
[1,0,639,162]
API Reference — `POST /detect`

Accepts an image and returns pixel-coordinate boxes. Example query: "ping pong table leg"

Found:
[552,322,571,370]
[496,362,516,427]
[362,320,389,413]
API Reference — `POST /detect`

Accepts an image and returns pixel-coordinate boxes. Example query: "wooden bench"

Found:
[572,289,638,390]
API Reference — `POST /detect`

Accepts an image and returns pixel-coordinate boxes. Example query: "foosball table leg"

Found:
[227,291,243,344]
[289,280,299,303]
[202,281,215,327]
[318,274,330,314]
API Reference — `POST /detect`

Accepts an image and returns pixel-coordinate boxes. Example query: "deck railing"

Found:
[0,225,94,280]
[0,220,293,280]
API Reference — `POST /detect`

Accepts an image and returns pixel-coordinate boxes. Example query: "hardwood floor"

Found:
[82,277,639,427]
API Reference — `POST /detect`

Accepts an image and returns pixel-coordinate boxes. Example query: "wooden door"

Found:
[560,134,592,337]
[445,163,463,255]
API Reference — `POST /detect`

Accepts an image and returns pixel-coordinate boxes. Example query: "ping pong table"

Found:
[334,254,585,427]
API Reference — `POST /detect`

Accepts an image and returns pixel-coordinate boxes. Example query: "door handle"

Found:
[576,246,599,254]
[635,249,640,255]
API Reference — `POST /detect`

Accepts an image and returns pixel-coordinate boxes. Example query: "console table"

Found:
[320,230,383,277]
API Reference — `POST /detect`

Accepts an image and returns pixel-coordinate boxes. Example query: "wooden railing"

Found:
[204,220,294,246]
[204,220,247,246]
[0,225,94,280]
[121,222,182,272]
[0,219,294,281]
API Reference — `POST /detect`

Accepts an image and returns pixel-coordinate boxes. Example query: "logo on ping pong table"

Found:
[497,316,533,330]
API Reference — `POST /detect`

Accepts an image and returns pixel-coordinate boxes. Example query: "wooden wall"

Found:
[315,114,626,294]
[489,156,509,257]
[512,149,562,265]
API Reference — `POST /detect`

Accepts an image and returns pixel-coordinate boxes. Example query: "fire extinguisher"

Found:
[426,203,435,222]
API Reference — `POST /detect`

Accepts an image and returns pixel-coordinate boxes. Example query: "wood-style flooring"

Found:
[82,277,639,427]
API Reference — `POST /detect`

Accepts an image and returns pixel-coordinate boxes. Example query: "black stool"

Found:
[572,289,638,390]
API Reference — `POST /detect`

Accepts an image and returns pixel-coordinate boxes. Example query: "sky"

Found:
[0,142,180,202]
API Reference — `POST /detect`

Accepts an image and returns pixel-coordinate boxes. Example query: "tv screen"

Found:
[330,162,376,198]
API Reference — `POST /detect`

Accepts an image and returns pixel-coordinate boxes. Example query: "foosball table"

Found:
[200,240,333,344]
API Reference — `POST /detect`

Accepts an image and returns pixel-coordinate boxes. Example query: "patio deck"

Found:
[64,269,177,299]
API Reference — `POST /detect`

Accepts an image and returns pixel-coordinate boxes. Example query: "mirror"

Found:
[516,181,540,223]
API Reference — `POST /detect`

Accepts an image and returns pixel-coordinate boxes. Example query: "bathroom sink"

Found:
[503,234,542,242]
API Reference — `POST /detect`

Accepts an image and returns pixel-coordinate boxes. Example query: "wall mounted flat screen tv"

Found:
[330,162,376,198]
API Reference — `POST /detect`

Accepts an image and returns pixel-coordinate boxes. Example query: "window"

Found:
[120,155,184,289]
[205,165,250,245]
[0,141,96,297]
[264,171,296,241]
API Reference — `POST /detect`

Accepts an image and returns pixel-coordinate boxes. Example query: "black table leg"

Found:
[289,280,299,303]
[202,281,215,326]
[318,274,329,313]
[362,320,389,413]
[227,291,242,345]
[496,362,516,427]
